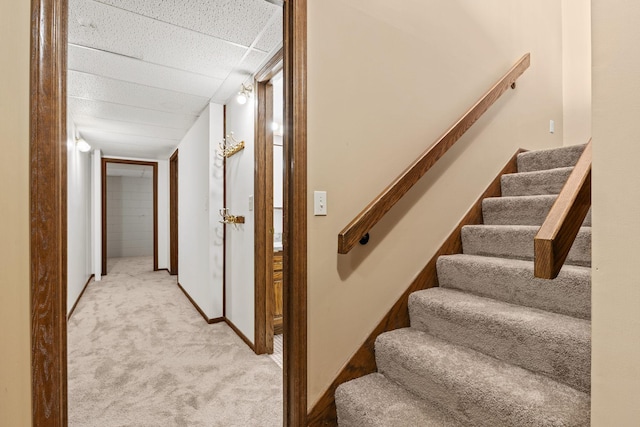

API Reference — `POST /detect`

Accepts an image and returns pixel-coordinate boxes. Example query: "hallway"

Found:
[68,257,283,427]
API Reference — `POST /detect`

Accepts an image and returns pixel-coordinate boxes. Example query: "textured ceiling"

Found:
[68,0,282,159]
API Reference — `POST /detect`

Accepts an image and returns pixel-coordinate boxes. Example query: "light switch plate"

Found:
[249,195,254,211]
[314,191,327,216]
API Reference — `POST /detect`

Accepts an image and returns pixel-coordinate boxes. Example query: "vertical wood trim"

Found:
[152,162,158,271]
[169,149,179,275]
[265,83,275,354]
[284,0,308,424]
[254,81,268,355]
[254,50,283,356]
[222,106,226,317]
[101,158,107,274]
[102,158,159,273]
[30,0,68,424]
[254,81,275,355]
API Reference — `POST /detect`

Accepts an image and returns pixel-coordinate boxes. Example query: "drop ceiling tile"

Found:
[78,128,179,147]
[68,97,198,130]
[80,128,178,159]
[68,44,223,97]
[254,11,283,52]
[73,115,187,141]
[68,70,209,116]
[95,0,279,47]
[69,0,250,79]
[211,49,268,104]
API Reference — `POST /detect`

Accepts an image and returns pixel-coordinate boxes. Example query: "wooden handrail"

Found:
[534,140,592,279]
[337,53,531,254]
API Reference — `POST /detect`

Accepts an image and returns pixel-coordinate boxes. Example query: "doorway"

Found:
[29,0,308,425]
[254,51,284,355]
[101,159,158,275]
[169,150,179,276]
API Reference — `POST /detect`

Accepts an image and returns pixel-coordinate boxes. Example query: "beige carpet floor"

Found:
[68,257,283,427]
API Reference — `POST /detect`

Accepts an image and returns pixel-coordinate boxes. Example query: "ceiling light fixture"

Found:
[76,137,92,153]
[236,83,253,105]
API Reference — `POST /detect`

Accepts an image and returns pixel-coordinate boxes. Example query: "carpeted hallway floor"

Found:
[68,257,283,427]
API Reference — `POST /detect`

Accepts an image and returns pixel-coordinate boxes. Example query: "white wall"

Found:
[561,0,591,146]
[106,174,154,258]
[225,96,256,341]
[177,103,224,319]
[67,126,93,314]
[592,1,640,424]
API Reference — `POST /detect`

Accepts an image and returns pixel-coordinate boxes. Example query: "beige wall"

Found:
[562,0,592,146]
[0,1,32,425]
[307,0,565,408]
[592,1,640,424]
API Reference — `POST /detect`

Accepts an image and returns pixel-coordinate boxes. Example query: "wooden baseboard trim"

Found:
[306,149,524,426]
[209,316,225,324]
[225,318,256,351]
[177,282,212,324]
[158,268,170,273]
[67,274,95,320]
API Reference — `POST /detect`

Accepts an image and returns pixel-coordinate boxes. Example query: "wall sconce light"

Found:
[236,83,253,105]
[76,137,92,153]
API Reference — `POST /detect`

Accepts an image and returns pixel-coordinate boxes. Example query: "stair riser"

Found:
[409,290,591,393]
[461,226,591,267]
[375,329,591,427]
[437,255,591,319]
[501,167,573,197]
[517,144,586,172]
[482,196,592,226]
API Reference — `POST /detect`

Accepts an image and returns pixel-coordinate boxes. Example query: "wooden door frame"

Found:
[102,158,158,274]
[254,49,283,356]
[169,149,179,276]
[29,0,307,425]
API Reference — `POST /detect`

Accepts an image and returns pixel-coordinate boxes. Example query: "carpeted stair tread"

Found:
[375,328,590,427]
[408,287,591,393]
[517,144,586,172]
[437,254,590,320]
[482,195,592,226]
[461,224,591,267]
[501,166,573,196]
[335,373,466,427]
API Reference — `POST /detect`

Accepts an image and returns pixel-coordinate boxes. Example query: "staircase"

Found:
[335,144,591,427]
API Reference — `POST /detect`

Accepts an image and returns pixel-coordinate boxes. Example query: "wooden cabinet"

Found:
[273,251,283,335]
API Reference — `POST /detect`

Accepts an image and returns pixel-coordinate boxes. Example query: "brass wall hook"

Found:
[218,131,245,158]
[219,208,245,229]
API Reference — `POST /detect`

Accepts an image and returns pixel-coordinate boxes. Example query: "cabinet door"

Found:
[273,252,284,334]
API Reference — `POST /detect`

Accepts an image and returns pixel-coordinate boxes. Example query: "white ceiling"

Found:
[68,0,283,159]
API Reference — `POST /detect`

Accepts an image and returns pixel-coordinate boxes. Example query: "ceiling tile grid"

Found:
[68,44,224,97]
[95,0,279,48]
[69,0,250,79]
[68,70,210,116]
[69,97,198,130]
[73,115,188,140]
[68,0,282,159]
